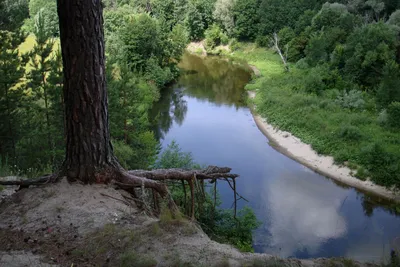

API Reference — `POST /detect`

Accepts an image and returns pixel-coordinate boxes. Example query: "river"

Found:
[151,52,400,263]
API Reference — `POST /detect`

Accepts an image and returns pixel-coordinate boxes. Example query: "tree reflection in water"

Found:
[150,52,252,140]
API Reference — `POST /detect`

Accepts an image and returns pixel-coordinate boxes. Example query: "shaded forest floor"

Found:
[0,180,381,267]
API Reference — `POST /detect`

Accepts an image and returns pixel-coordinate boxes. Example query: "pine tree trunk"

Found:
[57,0,120,183]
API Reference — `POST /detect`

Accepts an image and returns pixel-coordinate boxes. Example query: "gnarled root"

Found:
[0,165,238,215]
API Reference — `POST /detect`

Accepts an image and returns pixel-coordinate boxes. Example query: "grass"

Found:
[233,43,400,190]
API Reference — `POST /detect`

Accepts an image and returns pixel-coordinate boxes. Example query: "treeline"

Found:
[231,1,400,188]
[0,0,191,175]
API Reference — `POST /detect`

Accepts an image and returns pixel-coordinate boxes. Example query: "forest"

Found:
[1,0,400,264]
[2,0,400,188]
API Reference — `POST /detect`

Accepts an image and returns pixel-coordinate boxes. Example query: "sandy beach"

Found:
[248,91,400,203]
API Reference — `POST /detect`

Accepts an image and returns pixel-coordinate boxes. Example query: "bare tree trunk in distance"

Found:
[272,32,289,72]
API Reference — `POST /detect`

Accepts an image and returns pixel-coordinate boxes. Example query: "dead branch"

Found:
[128,166,238,181]
[272,32,289,72]
[0,174,55,187]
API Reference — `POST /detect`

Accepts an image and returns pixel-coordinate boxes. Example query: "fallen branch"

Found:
[0,174,57,187]
[128,166,238,181]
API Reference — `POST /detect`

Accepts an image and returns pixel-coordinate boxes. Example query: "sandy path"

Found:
[248,91,400,203]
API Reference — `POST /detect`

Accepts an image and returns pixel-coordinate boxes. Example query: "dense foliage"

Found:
[218,0,400,190]
[156,142,260,252]
[0,0,189,174]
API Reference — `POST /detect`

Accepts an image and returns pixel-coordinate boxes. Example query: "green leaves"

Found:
[343,22,398,89]
[27,0,58,37]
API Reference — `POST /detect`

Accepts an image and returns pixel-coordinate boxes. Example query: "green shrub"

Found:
[335,89,365,110]
[355,167,368,181]
[220,32,229,45]
[357,143,400,188]
[204,24,228,51]
[295,58,309,69]
[301,65,345,95]
[376,61,400,108]
[388,101,400,128]
[377,109,388,126]
[337,124,363,141]
[230,38,241,51]
[255,35,269,47]
[157,142,260,252]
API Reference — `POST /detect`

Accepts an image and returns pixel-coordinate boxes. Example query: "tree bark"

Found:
[57,0,120,183]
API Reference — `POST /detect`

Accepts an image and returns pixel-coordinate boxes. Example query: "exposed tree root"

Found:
[0,166,239,216]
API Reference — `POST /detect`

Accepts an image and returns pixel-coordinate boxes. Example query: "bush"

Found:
[388,101,400,128]
[204,24,228,51]
[335,89,365,110]
[388,10,400,27]
[220,32,229,45]
[295,58,309,69]
[229,38,241,51]
[156,142,260,252]
[255,35,269,47]
[277,27,295,48]
[337,124,363,141]
[355,167,368,181]
[302,65,343,94]
[154,141,197,169]
[376,61,400,108]
[377,109,388,126]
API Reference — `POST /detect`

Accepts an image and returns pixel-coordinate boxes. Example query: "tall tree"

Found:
[56,0,121,183]
[54,0,169,196]
[0,30,27,163]
[1,0,238,204]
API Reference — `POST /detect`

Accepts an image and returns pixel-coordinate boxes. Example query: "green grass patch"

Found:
[233,43,400,189]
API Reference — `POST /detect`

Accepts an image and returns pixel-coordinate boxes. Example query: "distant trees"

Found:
[388,10,400,27]
[186,0,215,40]
[232,0,260,40]
[0,30,27,162]
[341,22,398,89]
[0,0,29,31]
[26,0,59,36]
[213,0,235,36]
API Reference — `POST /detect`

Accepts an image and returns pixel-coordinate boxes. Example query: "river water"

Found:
[151,52,400,263]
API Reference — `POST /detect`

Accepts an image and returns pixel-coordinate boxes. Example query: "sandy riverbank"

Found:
[248,91,400,203]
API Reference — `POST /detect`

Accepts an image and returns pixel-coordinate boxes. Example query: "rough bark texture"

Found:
[128,166,238,181]
[57,0,119,183]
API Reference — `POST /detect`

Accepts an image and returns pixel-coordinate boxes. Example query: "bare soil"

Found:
[0,178,379,267]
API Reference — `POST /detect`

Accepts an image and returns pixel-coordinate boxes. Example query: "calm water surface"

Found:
[151,53,400,262]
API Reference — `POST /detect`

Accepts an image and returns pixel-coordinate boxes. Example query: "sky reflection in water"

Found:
[150,53,400,262]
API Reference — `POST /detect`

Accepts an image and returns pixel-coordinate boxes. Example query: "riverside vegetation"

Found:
[0,0,259,253]
[1,0,400,264]
[225,1,400,191]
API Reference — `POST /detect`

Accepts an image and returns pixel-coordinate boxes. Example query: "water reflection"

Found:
[177,53,251,107]
[151,52,400,262]
[150,87,188,140]
[259,172,348,257]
